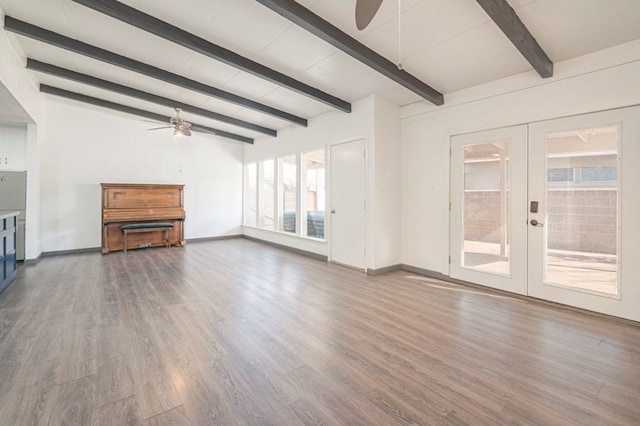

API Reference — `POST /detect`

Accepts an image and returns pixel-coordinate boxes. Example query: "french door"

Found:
[528,107,640,320]
[451,106,640,321]
[450,125,528,294]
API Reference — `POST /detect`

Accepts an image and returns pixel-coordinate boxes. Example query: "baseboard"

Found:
[34,237,241,259]
[399,264,640,327]
[242,235,328,262]
[41,247,102,258]
[186,234,243,243]
[399,264,451,281]
[23,252,43,265]
[367,264,402,276]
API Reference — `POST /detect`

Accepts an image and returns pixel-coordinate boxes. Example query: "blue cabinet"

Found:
[0,212,17,293]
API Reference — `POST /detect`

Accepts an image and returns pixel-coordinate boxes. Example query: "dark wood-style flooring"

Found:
[0,238,639,425]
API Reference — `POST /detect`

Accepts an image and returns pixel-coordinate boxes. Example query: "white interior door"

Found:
[450,125,528,294]
[330,139,366,270]
[528,106,640,321]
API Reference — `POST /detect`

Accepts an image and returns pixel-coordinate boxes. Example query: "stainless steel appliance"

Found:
[0,171,26,261]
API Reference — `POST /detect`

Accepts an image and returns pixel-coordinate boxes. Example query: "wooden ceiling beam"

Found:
[27,59,277,137]
[71,0,352,113]
[255,0,444,106]
[4,15,307,127]
[475,0,553,78]
[39,84,254,144]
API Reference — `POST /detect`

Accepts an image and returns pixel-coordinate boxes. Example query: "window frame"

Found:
[244,147,327,242]
[278,154,298,234]
[302,148,326,240]
[244,162,258,227]
[259,159,276,230]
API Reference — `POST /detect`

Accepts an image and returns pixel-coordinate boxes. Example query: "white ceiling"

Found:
[1,0,639,141]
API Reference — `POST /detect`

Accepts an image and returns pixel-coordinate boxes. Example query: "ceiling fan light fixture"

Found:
[174,125,191,137]
[147,108,192,137]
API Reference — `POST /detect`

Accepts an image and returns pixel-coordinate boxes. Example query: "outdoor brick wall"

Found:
[464,191,509,244]
[464,189,617,254]
[547,189,617,254]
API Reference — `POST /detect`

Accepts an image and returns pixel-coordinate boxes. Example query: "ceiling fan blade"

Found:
[148,126,172,131]
[355,0,383,30]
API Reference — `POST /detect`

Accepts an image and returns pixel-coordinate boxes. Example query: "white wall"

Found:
[24,122,41,259]
[401,39,640,274]
[39,97,244,252]
[370,96,401,269]
[246,97,373,162]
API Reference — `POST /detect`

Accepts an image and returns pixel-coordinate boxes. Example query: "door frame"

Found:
[449,125,528,295]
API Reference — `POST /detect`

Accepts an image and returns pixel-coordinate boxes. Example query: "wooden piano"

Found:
[101,183,186,254]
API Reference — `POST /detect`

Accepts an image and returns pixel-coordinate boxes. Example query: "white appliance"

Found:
[0,171,26,261]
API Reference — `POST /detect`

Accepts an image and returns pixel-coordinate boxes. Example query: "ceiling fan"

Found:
[148,108,192,137]
[356,0,405,70]
[355,0,384,30]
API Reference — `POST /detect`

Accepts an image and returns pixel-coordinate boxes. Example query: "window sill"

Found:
[242,225,326,244]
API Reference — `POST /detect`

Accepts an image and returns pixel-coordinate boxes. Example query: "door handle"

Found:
[331,209,336,214]
[530,219,544,227]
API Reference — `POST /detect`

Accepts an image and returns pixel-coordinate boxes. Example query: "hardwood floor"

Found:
[1,238,639,425]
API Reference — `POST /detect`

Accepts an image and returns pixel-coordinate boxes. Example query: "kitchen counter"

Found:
[1,211,18,293]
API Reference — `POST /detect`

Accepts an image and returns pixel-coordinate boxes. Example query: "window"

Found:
[303,149,325,239]
[245,163,257,226]
[260,159,275,230]
[547,167,574,183]
[244,149,326,241]
[546,160,617,186]
[581,166,617,182]
[279,155,297,233]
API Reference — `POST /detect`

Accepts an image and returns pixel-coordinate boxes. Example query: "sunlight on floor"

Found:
[462,241,617,295]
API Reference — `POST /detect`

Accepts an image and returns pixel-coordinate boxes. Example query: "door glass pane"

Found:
[462,141,511,276]
[279,155,297,233]
[545,126,619,295]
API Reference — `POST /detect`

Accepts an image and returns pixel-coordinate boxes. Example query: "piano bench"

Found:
[120,222,174,254]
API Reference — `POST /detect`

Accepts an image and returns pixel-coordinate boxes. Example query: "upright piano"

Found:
[101,183,186,254]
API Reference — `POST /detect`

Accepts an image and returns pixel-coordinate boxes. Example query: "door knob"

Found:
[331,209,336,214]
[530,219,544,227]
